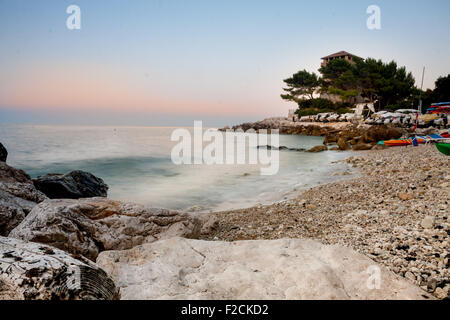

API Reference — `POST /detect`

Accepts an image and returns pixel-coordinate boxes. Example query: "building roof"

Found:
[321,51,359,60]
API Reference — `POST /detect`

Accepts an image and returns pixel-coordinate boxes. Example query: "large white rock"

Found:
[10,198,211,261]
[97,238,433,300]
[0,236,119,300]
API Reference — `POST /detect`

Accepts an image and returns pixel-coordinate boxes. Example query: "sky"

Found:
[1,0,450,126]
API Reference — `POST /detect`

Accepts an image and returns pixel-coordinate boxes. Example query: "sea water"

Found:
[0,124,354,212]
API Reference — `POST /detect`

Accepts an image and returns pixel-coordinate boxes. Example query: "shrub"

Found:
[298,98,335,110]
[295,98,351,116]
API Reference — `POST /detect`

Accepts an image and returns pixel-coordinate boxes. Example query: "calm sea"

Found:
[0,124,354,212]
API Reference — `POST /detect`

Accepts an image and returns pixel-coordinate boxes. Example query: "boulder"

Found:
[33,170,109,199]
[323,134,337,145]
[0,162,31,184]
[10,198,207,261]
[307,145,328,153]
[0,163,47,236]
[0,143,7,162]
[97,238,433,300]
[363,125,403,143]
[0,236,119,300]
[337,138,350,151]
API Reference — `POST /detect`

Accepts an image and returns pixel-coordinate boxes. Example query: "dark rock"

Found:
[337,138,351,151]
[257,145,306,152]
[33,170,108,199]
[307,145,328,153]
[0,143,7,162]
[323,134,337,145]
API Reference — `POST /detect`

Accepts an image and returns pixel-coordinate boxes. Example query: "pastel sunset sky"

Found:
[1,0,449,126]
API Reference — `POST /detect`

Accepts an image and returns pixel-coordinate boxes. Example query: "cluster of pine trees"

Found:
[281,56,450,114]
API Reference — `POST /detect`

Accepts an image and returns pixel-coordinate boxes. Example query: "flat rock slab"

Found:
[0,236,119,300]
[97,238,433,300]
[10,198,208,261]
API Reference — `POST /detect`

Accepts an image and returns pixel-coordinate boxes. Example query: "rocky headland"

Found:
[223,118,441,152]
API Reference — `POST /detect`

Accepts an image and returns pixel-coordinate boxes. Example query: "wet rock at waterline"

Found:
[307,145,328,153]
[33,170,109,199]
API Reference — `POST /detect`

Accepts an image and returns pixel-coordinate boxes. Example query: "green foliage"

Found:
[294,98,351,116]
[432,74,450,102]
[336,107,352,114]
[295,108,326,117]
[281,70,320,103]
[317,57,416,109]
[408,75,450,112]
[281,55,444,114]
[297,98,334,110]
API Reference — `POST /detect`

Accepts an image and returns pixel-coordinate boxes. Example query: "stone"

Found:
[307,145,328,153]
[196,213,219,236]
[371,144,387,150]
[323,134,337,145]
[363,125,403,143]
[352,143,374,151]
[337,138,350,151]
[97,238,433,300]
[421,216,435,229]
[10,198,205,261]
[398,193,413,201]
[434,287,447,300]
[405,271,415,281]
[0,236,119,300]
[0,162,31,184]
[0,199,25,236]
[33,170,109,199]
[0,163,47,236]
[0,143,7,162]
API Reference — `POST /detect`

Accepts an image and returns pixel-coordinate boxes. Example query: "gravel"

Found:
[202,144,449,299]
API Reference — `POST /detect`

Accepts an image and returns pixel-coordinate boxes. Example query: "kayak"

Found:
[436,143,450,156]
[380,137,426,147]
[382,140,412,147]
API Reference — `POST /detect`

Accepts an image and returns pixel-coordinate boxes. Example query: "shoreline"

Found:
[201,144,450,299]
[188,152,360,214]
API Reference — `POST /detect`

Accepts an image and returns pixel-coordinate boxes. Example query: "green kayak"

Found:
[436,143,450,156]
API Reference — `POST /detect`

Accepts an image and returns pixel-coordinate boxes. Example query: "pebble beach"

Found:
[202,144,450,299]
